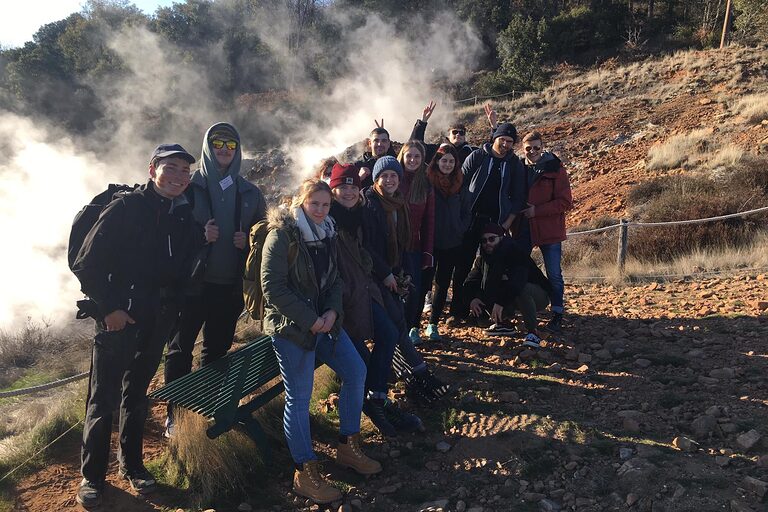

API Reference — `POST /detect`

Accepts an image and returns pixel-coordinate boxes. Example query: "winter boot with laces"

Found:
[363,398,397,437]
[382,399,423,433]
[336,433,382,475]
[293,460,343,504]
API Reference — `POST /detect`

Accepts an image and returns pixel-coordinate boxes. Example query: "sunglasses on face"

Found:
[481,235,500,244]
[451,129,466,136]
[211,139,238,150]
[525,145,542,152]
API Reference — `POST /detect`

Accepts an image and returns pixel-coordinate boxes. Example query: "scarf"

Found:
[330,200,362,236]
[427,166,463,198]
[373,184,411,268]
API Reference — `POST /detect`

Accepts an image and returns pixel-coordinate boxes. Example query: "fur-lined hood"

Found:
[267,206,296,231]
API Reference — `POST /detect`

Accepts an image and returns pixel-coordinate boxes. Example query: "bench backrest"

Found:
[150,335,279,420]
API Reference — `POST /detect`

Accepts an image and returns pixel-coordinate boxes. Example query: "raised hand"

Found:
[484,103,498,129]
[421,100,437,122]
[374,118,385,129]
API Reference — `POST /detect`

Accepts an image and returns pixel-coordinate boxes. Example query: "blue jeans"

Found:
[540,242,564,313]
[350,302,398,398]
[272,330,366,464]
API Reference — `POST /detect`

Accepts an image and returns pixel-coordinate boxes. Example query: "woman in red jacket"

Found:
[520,131,573,333]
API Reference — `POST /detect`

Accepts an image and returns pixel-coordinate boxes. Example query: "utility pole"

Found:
[720,0,733,49]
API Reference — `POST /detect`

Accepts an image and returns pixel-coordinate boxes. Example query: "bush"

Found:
[733,94,768,124]
[645,129,712,170]
[626,164,768,261]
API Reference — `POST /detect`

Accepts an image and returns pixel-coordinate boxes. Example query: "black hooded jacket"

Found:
[72,181,204,323]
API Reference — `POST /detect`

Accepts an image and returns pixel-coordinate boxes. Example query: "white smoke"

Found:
[0,5,486,330]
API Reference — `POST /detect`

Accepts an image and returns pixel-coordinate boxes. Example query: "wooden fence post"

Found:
[617,219,629,273]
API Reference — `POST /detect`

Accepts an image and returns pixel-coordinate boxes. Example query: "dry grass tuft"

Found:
[646,129,712,170]
[163,409,266,504]
[733,94,768,124]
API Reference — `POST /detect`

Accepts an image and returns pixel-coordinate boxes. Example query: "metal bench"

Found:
[149,335,284,459]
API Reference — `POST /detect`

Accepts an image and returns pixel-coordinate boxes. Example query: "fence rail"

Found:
[452,90,529,105]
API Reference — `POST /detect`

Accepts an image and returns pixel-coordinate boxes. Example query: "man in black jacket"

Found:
[464,224,551,348]
[71,144,203,508]
[355,126,397,188]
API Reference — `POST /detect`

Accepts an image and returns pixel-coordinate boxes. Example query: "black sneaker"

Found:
[417,370,451,400]
[382,400,423,433]
[522,332,542,348]
[118,465,157,494]
[484,323,516,337]
[546,313,563,333]
[76,478,103,508]
[363,399,398,437]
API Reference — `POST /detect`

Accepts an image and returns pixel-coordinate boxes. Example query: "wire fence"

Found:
[451,90,530,105]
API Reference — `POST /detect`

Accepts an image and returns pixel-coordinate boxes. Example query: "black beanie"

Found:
[492,123,518,142]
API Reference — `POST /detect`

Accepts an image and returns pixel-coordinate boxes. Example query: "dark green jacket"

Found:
[260,208,344,350]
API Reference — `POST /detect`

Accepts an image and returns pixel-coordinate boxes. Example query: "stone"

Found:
[715,455,730,467]
[418,498,449,511]
[539,498,561,511]
[435,441,452,453]
[757,455,768,467]
[635,358,652,368]
[426,461,441,471]
[705,406,721,417]
[673,436,699,452]
[737,430,762,451]
[619,448,634,460]
[729,499,754,512]
[691,415,719,437]
[578,353,592,363]
[742,476,768,500]
[500,391,520,403]
[456,501,467,512]
[595,349,612,360]
[617,458,657,486]
[623,418,641,432]
[237,504,253,512]
[626,493,640,506]
[379,484,399,494]
[576,364,590,373]
[523,492,547,501]
[709,368,735,379]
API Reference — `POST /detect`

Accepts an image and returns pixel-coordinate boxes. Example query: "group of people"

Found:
[70,102,573,507]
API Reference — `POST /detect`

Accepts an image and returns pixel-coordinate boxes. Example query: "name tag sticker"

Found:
[219,175,234,191]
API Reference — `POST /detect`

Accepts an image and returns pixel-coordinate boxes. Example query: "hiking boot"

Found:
[336,433,382,475]
[163,417,175,439]
[546,313,563,333]
[484,323,516,337]
[382,399,423,433]
[362,398,397,437]
[293,460,343,504]
[408,327,423,346]
[75,478,103,508]
[425,323,441,341]
[118,465,157,494]
[522,332,542,349]
[415,369,451,400]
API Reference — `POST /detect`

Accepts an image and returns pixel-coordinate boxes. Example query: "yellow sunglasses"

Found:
[211,139,238,150]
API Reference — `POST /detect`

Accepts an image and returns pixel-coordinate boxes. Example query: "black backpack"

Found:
[67,184,139,271]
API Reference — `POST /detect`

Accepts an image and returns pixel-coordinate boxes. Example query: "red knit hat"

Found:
[482,223,506,237]
[329,163,360,189]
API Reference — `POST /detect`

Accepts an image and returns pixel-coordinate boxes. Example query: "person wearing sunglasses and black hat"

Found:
[408,101,499,166]
[463,224,551,348]
[72,144,204,508]
[163,122,266,436]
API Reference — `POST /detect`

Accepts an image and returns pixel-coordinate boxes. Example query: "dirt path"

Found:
[8,273,768,512]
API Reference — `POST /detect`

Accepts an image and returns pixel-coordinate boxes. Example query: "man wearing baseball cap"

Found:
[71,143,204,507]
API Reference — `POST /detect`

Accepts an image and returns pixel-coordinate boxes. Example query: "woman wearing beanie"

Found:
[328,163,423,436]
[261,178,380,504]
[362,156,450,402]
[396,140,435,345]
[424,144,472,340]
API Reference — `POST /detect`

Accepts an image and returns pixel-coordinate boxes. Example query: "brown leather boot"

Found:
[336,433,382,475]
[293,460,342,504]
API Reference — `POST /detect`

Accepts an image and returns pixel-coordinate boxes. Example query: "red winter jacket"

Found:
[525,153,573,247]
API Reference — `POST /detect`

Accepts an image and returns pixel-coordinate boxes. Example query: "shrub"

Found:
[646,129,712,170]
[733,94,768,124]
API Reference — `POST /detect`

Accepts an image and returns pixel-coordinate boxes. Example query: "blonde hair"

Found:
[397,140,430,205]
[290,178,332,209]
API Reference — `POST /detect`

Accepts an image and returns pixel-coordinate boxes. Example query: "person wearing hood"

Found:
[163,122,266,436]
[72,144,203,508]
[518,131,573,333]
[447,122,527,324]
[262,178,380,504]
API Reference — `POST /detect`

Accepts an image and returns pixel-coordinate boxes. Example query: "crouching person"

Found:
[71,144,202,507]
[261,178,381,505]
[464,224,552,348]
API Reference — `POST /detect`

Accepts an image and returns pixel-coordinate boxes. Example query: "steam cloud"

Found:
[0,5,484,330]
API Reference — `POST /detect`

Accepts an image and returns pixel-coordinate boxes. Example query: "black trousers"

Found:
[429,245,463,324]
[81,304,179,483]
[164,282,244,413]
[449,215,488,318]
